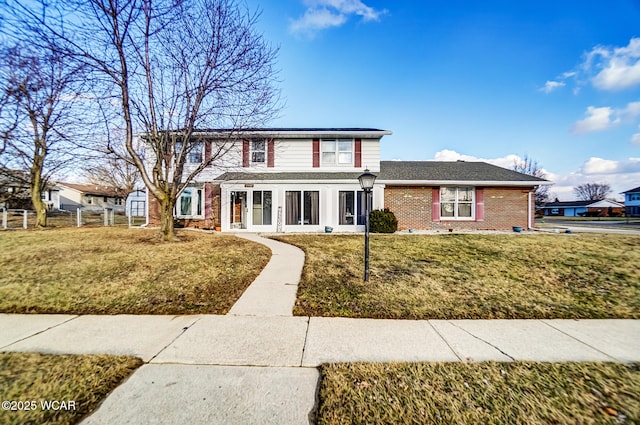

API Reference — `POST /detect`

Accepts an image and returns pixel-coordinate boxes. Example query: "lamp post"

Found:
[358,169,377,282]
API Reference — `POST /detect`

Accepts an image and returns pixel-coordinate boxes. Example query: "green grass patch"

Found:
[273,233,640,319]
[317,361,640,425]
[0,227,271,314]
[0,352,142,425]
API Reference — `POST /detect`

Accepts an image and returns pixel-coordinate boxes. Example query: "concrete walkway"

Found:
[1,234,639,424]
[228,234,304,316]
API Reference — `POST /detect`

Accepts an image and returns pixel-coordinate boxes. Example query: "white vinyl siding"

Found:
[360,139,380,171]
[274,139,380,172]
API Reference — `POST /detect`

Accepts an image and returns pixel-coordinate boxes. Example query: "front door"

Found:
[230,191,247,229]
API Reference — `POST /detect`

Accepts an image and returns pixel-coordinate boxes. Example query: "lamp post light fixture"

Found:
[358,168,377,282]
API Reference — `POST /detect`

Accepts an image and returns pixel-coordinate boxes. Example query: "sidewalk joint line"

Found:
[147,316,202,364]
[0,315,80,350]
[299,316,312,367]
[540,320,619,362]
[427,321,462,361]
[447,321,516,361]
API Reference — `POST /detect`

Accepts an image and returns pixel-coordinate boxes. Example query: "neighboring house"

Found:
[0,169,31,210]
[145,128,551,232]
[57,183,126,212]
[126,189,146,217]
[622,186,640,217]
[542,199,624,217]
[0,168,60,210]
[41,187,61,210]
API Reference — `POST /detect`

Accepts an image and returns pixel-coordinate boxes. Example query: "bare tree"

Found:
[0,42,86,227]
[83,130,142,196]
[574,183,611,201]
[7,0,281,239]
[84,155,141,196]
[512,155,550,206]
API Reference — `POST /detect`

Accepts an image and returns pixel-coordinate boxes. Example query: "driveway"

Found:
[538,218,640,235]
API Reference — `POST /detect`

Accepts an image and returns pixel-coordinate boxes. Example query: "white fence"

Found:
[1,208,145,229]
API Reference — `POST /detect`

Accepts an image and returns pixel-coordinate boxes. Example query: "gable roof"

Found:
[58,183,124,198]
[377,161,550,186]
[544,199,624,208]
[622,186,640,194]
[177,128,393,139]
[216,161,552,186]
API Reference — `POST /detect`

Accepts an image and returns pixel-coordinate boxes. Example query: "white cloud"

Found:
[590,38,640,91]
[620,101,640,121]
[581,157,640,175]
[571,101,640,135]
[572,106,620,134]
[632,126,640,145]
[548,157,640,201]
[539,80,565,94]
[432,150,536,172]
[542,37,640,94]
[290,0,387,36]
[289,8,346,33]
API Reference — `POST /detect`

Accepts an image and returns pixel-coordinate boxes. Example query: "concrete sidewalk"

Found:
[1,314,639,424]
[1,234,639,424]
[2,315,638,366]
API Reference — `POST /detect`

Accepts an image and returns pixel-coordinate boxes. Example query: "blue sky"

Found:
[247,0,640,200]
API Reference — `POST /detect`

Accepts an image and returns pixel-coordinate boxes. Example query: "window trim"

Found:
[252,190,272,225]
[338,190,367,225]
[175,141,204,164]
[320,138,354,166]
[440,186,475,221]
[176,185,204,218]
[285,190,319,226]
[251,139,266,164]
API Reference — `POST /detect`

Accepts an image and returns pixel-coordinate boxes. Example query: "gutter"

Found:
[377,180,553,187]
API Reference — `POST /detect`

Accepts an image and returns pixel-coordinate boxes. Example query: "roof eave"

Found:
[378,180,552,186]
[193,129,393,139]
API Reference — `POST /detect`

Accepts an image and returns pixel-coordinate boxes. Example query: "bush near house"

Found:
[369,208,398,233]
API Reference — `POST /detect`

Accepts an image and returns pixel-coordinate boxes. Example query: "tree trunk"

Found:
[30,162,47,228]
[159,195,176,240]
[29,185,47,228]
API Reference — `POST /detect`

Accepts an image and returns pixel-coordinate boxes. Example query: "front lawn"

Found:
[317,361,640,425]
[273,233,640,319]
[0,227,271,314]
[0,352,142,425]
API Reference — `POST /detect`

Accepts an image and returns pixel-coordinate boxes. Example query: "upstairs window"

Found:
[321,139,353,165]
[251,140,266,164]
[175,141,204,164]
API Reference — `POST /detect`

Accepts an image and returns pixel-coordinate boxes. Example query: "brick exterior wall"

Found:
[147,183,220,230]
[385,186,533,231]
[384,186,432,230]
[148,192,161,225]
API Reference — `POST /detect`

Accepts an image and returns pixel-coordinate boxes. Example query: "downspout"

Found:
[139,188,150,227]
[528,191,533,230]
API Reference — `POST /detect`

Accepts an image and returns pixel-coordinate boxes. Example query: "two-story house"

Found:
[146,128,550,232]
[622,186,640,217]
